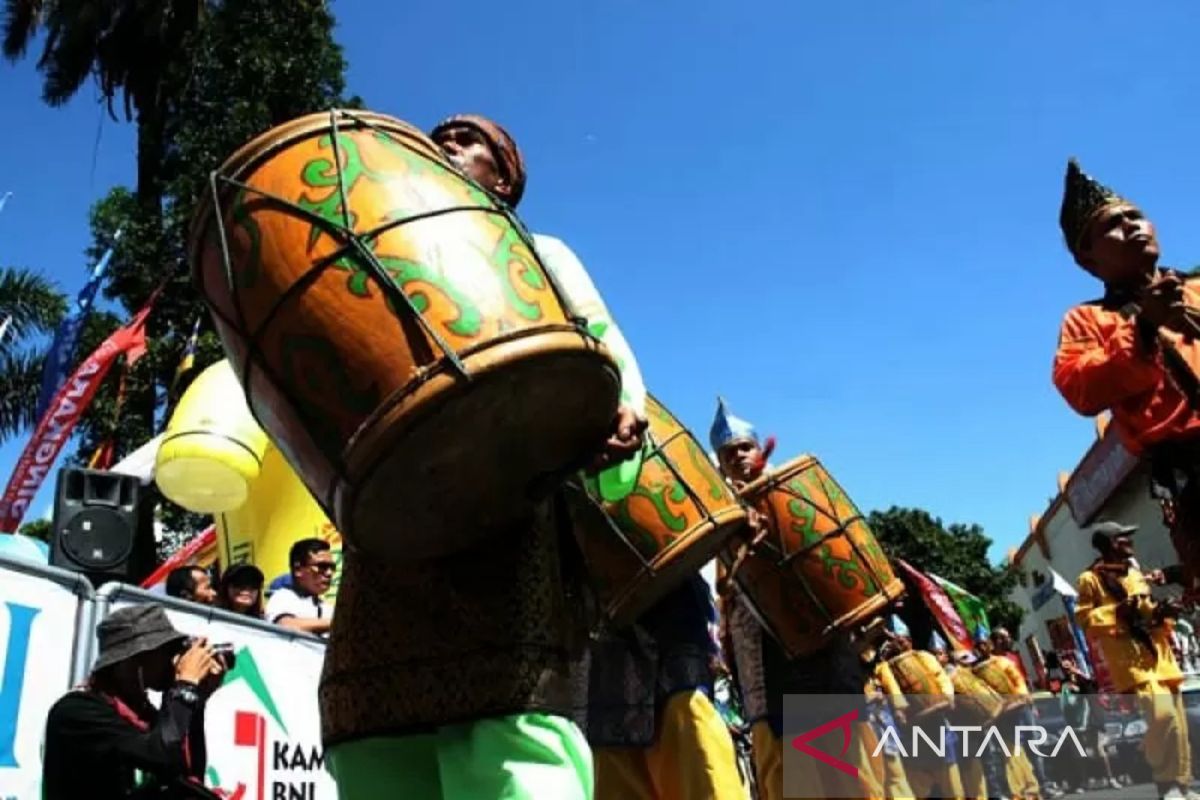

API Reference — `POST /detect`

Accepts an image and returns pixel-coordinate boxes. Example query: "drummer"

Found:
[318,115,646,800]
[876,617,964,800]
[972,626,1043,800]
[711,397,887,800]
[435,114,737,800]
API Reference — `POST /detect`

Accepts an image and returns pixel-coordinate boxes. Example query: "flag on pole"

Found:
[35,230,122,419]
[928,573,991,642]
[0,293,156,531]
[171,316,201,393]
[895,559,973,652]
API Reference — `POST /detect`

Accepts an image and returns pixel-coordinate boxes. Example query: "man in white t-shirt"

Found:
[265,538,334,637]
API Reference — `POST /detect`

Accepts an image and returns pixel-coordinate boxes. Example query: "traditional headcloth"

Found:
[973,624,991,645]
[709,397,758,454]
[430,114,526,207]
[887,615,910,638]
[1060,158,1130,256]
[928,630,947,652]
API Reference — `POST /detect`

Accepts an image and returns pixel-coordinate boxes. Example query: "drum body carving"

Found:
[948,667,1004,726]
[972,658,1029,715]
[887,650,952,719]
[569,395,747,628]
[722,455,904,659]
[190,110,620,560]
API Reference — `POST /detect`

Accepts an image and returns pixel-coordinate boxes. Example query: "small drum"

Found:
[722,455,905,659]
[568,395,748,628]
[971,658,1029,715]
[190,110,621,560]
[887,650,952,719]
[948,667,1004,726]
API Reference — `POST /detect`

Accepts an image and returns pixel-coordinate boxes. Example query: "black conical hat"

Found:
[1060,158,1128,254]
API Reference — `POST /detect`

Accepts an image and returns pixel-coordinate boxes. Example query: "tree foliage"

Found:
[0,266,66,442]
[70,1,354,544]
[868,506,1024,635]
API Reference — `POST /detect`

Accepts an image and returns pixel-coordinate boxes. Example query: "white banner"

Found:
[104,590,335,800]
[0,558,91,800]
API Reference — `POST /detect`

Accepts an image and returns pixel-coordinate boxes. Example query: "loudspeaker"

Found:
[50,467,156,586]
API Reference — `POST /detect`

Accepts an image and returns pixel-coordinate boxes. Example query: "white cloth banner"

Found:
[104,591,335,799]
[0,558,89,800]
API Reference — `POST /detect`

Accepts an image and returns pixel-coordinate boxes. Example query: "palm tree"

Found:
[2,0,203,211]
[0,267,66,442]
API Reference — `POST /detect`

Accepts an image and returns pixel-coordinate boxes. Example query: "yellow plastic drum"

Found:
[156,361,268,513]
[156,359,343,601]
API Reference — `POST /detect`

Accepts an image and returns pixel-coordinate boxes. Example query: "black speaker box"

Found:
[50,467,156,587]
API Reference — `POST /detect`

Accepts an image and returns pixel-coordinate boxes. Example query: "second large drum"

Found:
[190,110,621,560]
[723,454,905,659]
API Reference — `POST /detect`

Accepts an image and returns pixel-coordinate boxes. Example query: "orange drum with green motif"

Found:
[570,395,747,628]
[887,650,952,719]
[723,454,904,659]
[190,110,620,561]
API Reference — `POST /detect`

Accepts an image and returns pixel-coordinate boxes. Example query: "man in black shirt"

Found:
[42,604,226,799]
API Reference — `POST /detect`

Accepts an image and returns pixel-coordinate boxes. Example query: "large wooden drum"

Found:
[568,395,747,628]
[722,455,904,659]
[887,650,952,719]
[190,110,621,560]
[972,658,1030,715]
[948,667,1005,726]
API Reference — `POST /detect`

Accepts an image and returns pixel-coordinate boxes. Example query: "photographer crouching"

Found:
[42,604,229,799]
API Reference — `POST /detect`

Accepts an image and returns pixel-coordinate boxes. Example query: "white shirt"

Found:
[533,233,646,415]
[265,587,331,624]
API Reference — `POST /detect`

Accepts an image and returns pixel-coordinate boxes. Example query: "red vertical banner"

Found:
[0,299,154,531]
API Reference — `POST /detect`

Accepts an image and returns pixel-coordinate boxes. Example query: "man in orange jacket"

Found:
[1052,159,1200,591]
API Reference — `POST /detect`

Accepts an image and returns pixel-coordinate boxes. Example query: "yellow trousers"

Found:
[1135,679,1192,787]
[766,719,884,800]
[1004,747,1040,800]
[594,691,743,800]
[878,753,915,800]
[903,762,964,800]
[958,758,987,800]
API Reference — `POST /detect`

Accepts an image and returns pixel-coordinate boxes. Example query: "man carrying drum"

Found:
[1053,159,1200,594]
[318,114,646,800]
[972,627,1043,800]
[711,398,887,800]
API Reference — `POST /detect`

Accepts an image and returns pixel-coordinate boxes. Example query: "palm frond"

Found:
[2,0,42,61]
[0,266,66,341]
[0,347,47,442]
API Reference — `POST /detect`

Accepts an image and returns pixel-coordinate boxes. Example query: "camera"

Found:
[185,638,237,670]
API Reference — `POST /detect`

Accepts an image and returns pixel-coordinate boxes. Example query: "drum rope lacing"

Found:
[199,109,601,508]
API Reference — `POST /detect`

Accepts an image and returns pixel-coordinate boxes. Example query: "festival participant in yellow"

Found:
[973,627,1042,800]
[874,619,964,800]
[713,398,885,800]
[1075,521,1193,800]
[316,115,647,800]
[931,635,1011,800]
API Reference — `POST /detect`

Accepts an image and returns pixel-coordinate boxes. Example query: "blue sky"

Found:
[2,1,1200,558]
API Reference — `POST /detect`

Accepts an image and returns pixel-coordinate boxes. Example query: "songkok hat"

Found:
[1060,158,1130,256]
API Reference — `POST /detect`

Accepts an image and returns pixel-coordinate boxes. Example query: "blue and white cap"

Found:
[973,624,991,644]
[709,396,758,454]
[928,630,948,652]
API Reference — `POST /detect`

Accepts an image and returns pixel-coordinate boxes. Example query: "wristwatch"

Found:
[172,681,201,706]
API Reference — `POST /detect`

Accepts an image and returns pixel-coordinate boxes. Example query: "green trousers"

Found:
[327,713,593,799]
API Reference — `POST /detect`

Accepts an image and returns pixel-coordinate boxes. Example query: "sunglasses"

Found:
[308,562,336,574]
